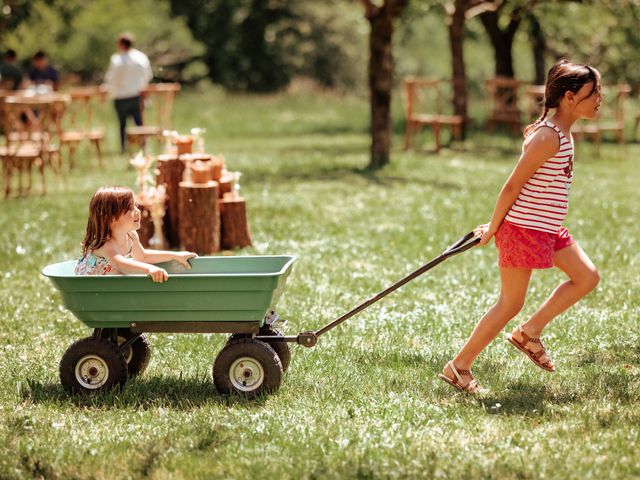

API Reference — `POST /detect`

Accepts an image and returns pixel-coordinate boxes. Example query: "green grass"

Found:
[1,86,640,479]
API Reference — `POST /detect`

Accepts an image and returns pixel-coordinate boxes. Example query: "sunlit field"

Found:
[1,86,639,479]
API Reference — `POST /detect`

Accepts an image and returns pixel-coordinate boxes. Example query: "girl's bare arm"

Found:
[478,127,561,245]
[101,241,169,282]
[129,231,196,268]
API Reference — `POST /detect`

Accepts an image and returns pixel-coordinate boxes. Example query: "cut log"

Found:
[218,172,233,198]
[210,157,223,181]
[176,136,193,155]
[137,202,154,248]
[178,181,220,254]
[156,155,185,248]
[220,196,252,249]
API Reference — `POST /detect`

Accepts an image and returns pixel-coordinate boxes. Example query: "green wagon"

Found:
[44,232,479,396]
[43,255,297,396]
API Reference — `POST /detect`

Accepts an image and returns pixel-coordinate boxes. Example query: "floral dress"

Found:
[74,252,114,275]
[74,234,133,275]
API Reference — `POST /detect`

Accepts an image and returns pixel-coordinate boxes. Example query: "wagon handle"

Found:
[442,231,481,257]
[308,231,479,344]
[258,232,480,348]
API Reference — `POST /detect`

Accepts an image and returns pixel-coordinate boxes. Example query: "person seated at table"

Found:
[29,50,59,91]
[0,49,24,90]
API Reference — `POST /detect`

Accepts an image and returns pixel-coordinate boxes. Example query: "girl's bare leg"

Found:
[442,267,532,384]
[511,243,599,361]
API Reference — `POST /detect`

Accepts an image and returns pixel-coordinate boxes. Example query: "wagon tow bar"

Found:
[256,231,480,349]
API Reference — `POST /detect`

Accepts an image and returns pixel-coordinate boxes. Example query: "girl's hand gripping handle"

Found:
[443,231,481,257]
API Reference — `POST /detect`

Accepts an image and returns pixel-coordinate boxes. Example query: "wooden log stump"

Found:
[218,171,233,198]
[220,196,252,249]
[137,203,154,248]
[178,181,220,254]
[156,155,185,248]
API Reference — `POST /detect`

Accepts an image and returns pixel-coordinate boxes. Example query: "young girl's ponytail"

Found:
[523,105,549,138]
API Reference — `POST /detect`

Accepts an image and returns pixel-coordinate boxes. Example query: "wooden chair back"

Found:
[403,77,463,152]
[597,83,630,124]
[65,85,107,133]
[404,78,450,120]
[485,76,521,133]
[141,82,181,130]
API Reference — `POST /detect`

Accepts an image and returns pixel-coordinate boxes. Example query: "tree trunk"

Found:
[528,13,547,85]
[479,9,521,78]
[363,0,408,170]
[368,10,393,169]
[448,0,468,137]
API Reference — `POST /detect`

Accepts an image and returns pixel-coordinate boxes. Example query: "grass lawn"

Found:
[1,86,639,479]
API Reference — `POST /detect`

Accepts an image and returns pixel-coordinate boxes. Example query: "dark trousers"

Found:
[114,96,142,152]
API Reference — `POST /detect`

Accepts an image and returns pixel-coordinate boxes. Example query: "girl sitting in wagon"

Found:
[75,186,196,282]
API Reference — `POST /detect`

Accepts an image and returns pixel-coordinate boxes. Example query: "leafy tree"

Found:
[169,0,295,92]
[2,0,205,82]
[169,0,365,92]
[537,1,640,85]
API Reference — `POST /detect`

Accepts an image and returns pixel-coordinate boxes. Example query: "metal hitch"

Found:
[297,331,318,348]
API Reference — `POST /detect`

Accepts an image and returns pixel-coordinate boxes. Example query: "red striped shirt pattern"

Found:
[505,121,573,234]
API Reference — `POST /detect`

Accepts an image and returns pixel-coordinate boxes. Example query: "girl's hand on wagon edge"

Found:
[174,251,197,269]
[148,265,169,283]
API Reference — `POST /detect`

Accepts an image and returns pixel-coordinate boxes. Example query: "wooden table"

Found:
[1,93,69,197]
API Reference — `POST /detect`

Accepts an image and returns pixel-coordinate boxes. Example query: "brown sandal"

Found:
[438,361,480,393]
[506,326,555,372]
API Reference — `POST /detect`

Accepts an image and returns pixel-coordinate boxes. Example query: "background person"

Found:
[104,33,153,153]
[0,49,24,90]
[29,50,59,91]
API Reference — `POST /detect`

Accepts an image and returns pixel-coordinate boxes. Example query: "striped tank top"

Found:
[504,121,574,234]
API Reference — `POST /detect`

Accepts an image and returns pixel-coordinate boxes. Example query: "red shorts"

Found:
[494,221,575,269]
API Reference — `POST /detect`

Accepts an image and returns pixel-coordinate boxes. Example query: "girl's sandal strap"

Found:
[507,328,555,372]
[440,362,479,392]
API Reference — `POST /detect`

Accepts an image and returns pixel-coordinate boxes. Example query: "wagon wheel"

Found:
[227,326,291,373]
[94,328,151,377]
[59,337,128,394]
[213,339,283,396]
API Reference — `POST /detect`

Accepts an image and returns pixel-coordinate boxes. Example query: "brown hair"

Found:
[81,186,135,256]
[524,59,600,137]
[118,33,133,50]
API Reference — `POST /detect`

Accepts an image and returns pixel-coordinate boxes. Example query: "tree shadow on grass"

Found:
[266,165,461,191]
[22,375,271,410]
[478,381,577,417]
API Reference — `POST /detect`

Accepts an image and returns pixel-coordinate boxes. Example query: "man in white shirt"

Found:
[105,34,153,153]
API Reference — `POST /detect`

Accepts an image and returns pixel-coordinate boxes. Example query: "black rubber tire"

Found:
[94,328,152,377]
[213,339,283,396]
[59,337,129,394]
[227,326,291,372]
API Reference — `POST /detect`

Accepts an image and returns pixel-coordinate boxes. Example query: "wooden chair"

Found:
[573,83,631,145]
[61,86,108,169]
[0,94,66,197]
[485,77,522,134]
[126,82,181,153]
[403,78,463,153]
